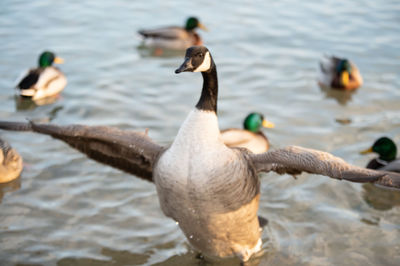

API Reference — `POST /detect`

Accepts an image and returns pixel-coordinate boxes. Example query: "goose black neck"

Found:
[195,65,218,113]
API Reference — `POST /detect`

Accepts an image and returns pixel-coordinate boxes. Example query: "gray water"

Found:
[1,0,400,265]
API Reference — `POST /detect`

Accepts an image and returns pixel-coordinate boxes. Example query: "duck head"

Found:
[185,17,207,31]
[361,137,397,162]
[175,46,214,73]
[38,51,64,68]
[244,113,275,133]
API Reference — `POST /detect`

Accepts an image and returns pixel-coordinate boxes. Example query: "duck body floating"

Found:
[138,17,207,51]
[361,137,400,173]
[221,113,274,154]
[16,51,67,100]
[318,55,363,90]
[1,46,400,262]
[0,138,23,183]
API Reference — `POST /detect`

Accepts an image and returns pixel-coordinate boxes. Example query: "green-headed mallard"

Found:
[221,113,274,154]
[361,137,399,172]
[318,55,363,90]
[1,46,399,262]
[138,17,207,50]
[16,51,67,100]
[0,138,23,183]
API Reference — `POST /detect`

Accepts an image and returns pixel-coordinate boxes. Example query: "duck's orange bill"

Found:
[341,71,349,87]
[54,57,64,64]
[198,23,208,31]
[360,147,373,155]
[262,119,275,128]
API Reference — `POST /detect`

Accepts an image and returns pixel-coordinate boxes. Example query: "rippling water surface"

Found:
[1,0,400,265]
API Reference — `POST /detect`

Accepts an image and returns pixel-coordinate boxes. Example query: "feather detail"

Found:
[250,146,400,188]
[0,121,163,182]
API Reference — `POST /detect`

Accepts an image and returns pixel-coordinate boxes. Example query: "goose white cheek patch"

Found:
[194,52,211,72]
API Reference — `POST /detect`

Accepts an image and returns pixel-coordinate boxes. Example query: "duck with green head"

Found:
[16,51,67,100]
[138,17,207,51]
[221,112,274,154]
[361,137,399,172]
[318,55,363,90]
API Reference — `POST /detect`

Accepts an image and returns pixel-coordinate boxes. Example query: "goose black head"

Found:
[175,46,213,74]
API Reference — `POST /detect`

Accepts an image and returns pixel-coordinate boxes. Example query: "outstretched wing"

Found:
[0,121,164,182]
[249,146,400,189]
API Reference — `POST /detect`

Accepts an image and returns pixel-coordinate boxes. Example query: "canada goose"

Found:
[221,112,274,154]
[0,138,23,183]
[0,46,399,262]
[361,137,399,172]
[318,55,363,90]
[138,17,207,51]
[16,51,67,100]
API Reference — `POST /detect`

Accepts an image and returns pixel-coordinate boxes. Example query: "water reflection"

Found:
[153,252,244,266]
[47,105,64,121]
[137,45,185,58]
[56,247,268,266]
[0,177,21,203]
[318,84,356,106]
[57,248,151,266]
[14,96,64,122]
[152,244,295,266]
[362,183,400,211]
[335,118,352,125]
[15,95,61,111]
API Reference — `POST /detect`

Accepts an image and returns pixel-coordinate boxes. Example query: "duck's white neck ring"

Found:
[376,158,389,166]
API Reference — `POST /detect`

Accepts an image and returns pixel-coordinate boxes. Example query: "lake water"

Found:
[1,0,400,265]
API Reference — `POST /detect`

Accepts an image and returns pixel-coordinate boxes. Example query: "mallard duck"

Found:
[360,138,400,211]
[361,137,399,172]
[221,113,274,154]
[16,51,67,100]
[138,17,207,50]
[1,46,399,262]
[0,138,23,183]
[318,55,363,90]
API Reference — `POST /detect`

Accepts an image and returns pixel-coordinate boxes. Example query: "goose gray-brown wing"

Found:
[0,121,164,182]
[249,146,400,189]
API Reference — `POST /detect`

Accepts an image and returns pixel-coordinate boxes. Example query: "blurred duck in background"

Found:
[318,56,363,90]
[361,137,400,211]
[220,113,274,154]
[361,137,399,172]
[138,17,207,51]
[0,138,23,184]
[16,51,67,101]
